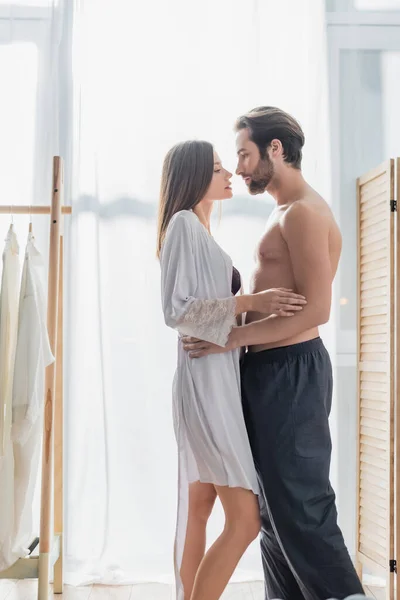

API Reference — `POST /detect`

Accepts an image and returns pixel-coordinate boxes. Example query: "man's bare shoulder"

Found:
[280,189,337,229]
[279,191,342,256]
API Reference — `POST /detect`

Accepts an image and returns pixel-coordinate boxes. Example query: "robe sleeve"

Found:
[160,214,237,347]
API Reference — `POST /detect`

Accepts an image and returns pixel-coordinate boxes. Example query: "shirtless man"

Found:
[183,107,364,600]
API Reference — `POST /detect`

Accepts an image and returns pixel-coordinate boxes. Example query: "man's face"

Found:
[235,128,274,195]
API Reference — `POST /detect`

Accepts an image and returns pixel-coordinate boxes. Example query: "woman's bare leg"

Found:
[190,486,260,600]
[180,482,217,600]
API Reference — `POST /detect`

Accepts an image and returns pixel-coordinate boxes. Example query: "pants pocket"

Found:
[291,382,331,459]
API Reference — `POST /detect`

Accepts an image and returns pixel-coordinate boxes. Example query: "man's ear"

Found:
[268,140,283,158]
[270,139,283,157]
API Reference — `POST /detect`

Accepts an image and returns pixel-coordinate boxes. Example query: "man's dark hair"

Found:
[235,106,305,169]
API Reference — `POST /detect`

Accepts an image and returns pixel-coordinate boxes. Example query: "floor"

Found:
[0,581,385,600]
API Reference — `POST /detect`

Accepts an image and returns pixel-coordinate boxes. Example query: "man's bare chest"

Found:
[255,221,289,265]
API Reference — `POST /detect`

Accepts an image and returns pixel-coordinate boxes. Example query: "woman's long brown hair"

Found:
[156,140,214,257]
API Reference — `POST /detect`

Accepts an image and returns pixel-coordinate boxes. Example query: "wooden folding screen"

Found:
[356,159,398,599]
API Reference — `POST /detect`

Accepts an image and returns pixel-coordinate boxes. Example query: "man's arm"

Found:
[230,202,332,349]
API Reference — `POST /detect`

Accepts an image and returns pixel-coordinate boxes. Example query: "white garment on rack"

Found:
[0,225,20,570]
[12,232,54,443]
[0,226,20,455]
[11,232,54,563]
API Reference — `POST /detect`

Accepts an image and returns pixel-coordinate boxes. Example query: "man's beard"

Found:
[247,155,274,195]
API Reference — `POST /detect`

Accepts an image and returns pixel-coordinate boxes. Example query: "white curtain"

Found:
[64,0,332,585]
[0,0,332,586]
[0,0,65,563]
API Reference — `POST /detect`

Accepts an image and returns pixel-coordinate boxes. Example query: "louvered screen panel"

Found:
[396,158,400,600]
[356,160,395,599]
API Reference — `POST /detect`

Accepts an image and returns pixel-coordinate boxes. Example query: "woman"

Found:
[157,140,306,600]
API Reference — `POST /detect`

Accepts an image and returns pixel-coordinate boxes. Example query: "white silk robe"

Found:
[160,210,258,600]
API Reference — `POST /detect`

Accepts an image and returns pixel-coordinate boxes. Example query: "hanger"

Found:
[29,204,32,233]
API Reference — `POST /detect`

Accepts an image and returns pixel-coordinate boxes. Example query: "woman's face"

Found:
[202,151,233,202]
